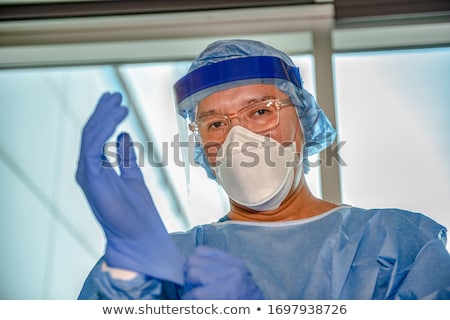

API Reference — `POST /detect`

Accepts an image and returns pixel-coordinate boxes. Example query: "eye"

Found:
[254,108,270,116]
[204,118,227,131]
[209,121,225,129]
[247,106,273,119]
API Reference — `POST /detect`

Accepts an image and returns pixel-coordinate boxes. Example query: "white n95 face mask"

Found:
[211,126,300,211]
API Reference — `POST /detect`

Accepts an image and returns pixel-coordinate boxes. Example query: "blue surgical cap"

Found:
[173,39,336,179]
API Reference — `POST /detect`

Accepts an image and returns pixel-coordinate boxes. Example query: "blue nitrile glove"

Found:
[182,246,264,299]
[76,92,185,286]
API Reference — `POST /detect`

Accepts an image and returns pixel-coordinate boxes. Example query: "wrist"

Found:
[101,261,138,280]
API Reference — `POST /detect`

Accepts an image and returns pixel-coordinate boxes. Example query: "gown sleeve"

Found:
[394,238,450,299]
[77,257,182,300]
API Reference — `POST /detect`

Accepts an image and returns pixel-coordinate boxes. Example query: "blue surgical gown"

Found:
[78,206,450,299]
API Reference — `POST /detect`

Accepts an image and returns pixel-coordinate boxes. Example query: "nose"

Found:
[219,114,244,145]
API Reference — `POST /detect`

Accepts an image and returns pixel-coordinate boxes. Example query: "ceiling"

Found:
[1,0,449,22]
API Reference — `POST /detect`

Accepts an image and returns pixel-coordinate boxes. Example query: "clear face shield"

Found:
[173,55,304,183]
[174,43,337,183]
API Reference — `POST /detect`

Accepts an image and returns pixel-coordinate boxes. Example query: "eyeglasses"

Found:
[189,98,294,143]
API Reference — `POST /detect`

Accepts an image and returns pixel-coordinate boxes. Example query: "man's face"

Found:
[196,84,304,165]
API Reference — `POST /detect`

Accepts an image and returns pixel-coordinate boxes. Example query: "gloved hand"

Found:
[76,92,185,285]
[182,246,264,299]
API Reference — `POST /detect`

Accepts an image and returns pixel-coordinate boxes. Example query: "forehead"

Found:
[197,84,287,113]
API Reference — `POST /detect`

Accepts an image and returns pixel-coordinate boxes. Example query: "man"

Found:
[77,39,450,299]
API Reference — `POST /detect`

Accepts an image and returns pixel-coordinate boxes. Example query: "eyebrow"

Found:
[197,109,220,119]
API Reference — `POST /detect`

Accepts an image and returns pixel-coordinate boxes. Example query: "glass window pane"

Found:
[334,48,450,239]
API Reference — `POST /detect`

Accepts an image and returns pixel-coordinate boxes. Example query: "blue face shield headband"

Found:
[173,55,303,119]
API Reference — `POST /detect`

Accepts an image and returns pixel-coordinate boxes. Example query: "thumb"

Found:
[117,132,144,180]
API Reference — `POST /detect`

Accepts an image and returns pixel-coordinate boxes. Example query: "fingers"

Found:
[190,246,239,261]
[87,92,124,127]
[117,132,144,180]
[183,246,264,300]
[81,92,129,157]
[77,92,128,181]
[184,246,241,286]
